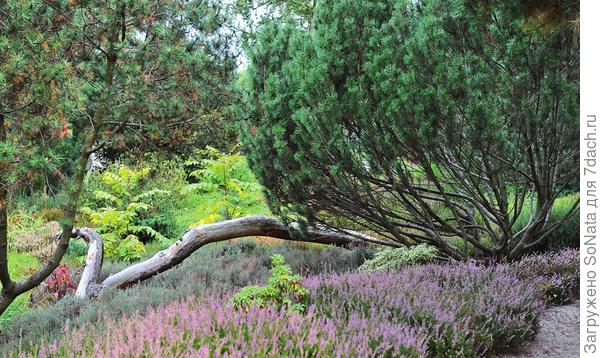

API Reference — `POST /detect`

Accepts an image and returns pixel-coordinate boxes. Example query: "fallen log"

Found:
[75,215,394,298]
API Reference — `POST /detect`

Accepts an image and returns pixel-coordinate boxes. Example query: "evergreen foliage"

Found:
[1,0,237,315]
[241,0,579,260]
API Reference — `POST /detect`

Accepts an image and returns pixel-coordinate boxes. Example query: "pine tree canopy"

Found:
[240,0,579,260]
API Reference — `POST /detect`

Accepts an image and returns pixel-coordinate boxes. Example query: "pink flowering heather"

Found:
[23,250,578,358]
[304,261,545,357]
[508,248,580,304]
[28,296,427,358]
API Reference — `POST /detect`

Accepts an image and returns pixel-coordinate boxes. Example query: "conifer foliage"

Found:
[241,0,579,260]
[0,0,235,315]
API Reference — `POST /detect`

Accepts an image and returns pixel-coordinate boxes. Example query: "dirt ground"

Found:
[501,301,580,358]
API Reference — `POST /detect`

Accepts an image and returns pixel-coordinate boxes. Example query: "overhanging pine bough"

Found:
[240,0,579,260]
[68,215,391,299]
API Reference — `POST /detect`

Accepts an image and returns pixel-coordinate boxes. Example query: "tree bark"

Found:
[75,215,390,298]
[74,228,103,298]
[0,113,13,293]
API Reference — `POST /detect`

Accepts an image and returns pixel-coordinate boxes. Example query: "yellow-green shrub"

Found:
[80,166,169,262]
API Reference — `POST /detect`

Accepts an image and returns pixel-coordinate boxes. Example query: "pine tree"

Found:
[0,0,236,316]
[241,0,579,260]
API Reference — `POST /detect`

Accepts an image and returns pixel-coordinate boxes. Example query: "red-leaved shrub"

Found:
[30,265,78,308]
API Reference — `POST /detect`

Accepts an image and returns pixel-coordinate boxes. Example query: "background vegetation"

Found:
[0,0,580,357]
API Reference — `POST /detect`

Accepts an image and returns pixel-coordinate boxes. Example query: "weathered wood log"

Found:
[73,228,103,298]
[76,215,393,298]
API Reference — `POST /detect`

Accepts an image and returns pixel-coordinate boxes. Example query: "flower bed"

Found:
[32,298,427,357]
[22,250,579,358]
[305,262,544,357]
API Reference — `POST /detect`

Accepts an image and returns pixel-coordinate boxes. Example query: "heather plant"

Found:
[0,242,371,353]
[305,263,544,357]
[360,244,438,271]
[27,297,428,358]
[508,249,579,304]
[19,260,546,358]
[232,254,309,313]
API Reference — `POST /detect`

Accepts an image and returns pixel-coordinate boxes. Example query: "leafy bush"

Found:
[359,244,438,271]
[65,240,88,261]
[182,147,269,225]
[80,166,170,262]
[30,266,78,308]
[127,155,190,241]
[232,255,309,313]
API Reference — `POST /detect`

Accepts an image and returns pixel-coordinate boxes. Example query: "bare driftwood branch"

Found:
[75,215,390,298]
[73,228,104,298]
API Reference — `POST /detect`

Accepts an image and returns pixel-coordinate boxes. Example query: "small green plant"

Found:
[80,166,169,262]
[231,254,309,313]
[182,147,268,225]
[359,244,438,271]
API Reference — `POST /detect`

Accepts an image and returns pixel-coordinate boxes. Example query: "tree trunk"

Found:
[74,228,103,298]
[75,215,390,298]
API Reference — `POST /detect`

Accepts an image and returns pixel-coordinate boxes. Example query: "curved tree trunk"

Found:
[74,228,103,298]
[75,215,393,298]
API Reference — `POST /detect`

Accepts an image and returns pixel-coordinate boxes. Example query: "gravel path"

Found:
[502,301,580,358]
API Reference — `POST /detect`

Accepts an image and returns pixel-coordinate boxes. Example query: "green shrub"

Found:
[132,155,190,240]
[65,239,89,265]
[80,166,170,262]
[182,147,269,225]
[359,244,438,271]
[231,254,309,313]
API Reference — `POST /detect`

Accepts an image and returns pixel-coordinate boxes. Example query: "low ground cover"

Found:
[6,248,579,358]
